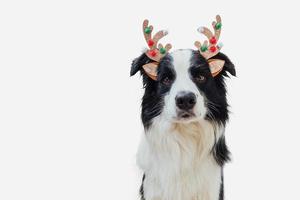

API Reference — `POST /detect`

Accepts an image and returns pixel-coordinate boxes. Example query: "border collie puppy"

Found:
[130,17,235,200]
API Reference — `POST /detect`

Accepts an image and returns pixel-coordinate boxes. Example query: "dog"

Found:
[130,16,235,200]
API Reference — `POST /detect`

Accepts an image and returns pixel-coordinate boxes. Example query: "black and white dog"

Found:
[130,17,235,200]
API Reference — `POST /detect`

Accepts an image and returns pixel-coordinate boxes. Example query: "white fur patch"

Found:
[137,118,222,200]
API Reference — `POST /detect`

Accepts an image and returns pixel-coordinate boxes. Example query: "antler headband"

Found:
[140,15,226,80]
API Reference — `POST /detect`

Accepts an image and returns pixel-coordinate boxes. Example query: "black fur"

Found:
[131,53,175,129]
[189,50,235,126]
[131,50,235,200]
[213,135,231,166]
[140,174,145,200]
[219,170,224,200]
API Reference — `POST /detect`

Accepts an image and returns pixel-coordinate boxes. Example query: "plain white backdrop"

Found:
[1,0,300,199]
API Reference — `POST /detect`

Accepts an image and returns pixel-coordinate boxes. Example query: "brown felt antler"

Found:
[195,15,225,77]
[141,20,172,80]
[143,19,172,62]
[194,15,223,60]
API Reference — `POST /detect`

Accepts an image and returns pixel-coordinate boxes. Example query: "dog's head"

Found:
[130,16,235,129]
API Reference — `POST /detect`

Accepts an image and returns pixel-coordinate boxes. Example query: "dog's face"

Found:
[131,49,235,128]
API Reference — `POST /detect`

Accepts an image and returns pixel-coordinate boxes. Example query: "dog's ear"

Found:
[130,53,158,80]
[130,53,150,76]
[208,52,236,77]
[142,63,158,80]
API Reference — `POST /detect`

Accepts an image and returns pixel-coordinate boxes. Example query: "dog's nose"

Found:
[175,92,196,110]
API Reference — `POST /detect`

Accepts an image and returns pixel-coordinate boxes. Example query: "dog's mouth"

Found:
[175,110,196,121]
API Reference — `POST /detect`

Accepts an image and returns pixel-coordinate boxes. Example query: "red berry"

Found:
[210,46,217,53]
[149,50,157,57]
[148,39,154,47]
[209,37,217,45]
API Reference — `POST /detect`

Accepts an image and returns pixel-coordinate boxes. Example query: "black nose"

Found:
[176,92,196,110]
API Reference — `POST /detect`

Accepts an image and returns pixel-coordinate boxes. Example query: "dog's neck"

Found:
[144,117,219,161]
[138,117,223,200]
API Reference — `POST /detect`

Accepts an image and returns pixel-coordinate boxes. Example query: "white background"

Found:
[1,0,300,199]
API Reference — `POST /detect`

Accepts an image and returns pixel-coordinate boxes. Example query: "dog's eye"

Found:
[162,77,172,85]
[194,75,206,83]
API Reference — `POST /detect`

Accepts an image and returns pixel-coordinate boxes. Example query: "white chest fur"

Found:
[137,118,222,200]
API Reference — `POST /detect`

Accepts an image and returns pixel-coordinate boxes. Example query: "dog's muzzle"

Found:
[175,91,196,119]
